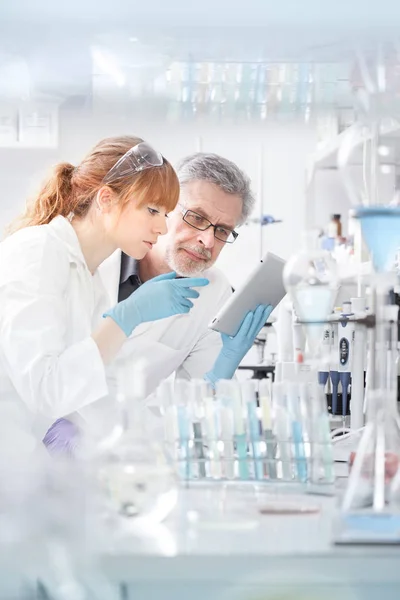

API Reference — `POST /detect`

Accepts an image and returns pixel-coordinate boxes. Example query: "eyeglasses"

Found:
[179,204,238,244]
[103,141,164,184]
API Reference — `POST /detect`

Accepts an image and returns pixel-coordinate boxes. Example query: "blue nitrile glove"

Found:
[205,304,273,387]
[43,418,80,457]
[104,271,209,337]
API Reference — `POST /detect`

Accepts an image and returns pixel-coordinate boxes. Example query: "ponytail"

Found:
[6,135,179,237]
[6,162,75,235]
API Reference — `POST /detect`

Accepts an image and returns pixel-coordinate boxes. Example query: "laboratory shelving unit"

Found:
[306,119,400,231]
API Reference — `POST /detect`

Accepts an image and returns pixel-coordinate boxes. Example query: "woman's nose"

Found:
[156,214,168,236]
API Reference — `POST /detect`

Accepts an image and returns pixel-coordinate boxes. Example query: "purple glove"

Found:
[43,418,80,457]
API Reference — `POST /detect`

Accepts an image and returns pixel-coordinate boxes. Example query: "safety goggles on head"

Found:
[179,204,239,244]
[103,141,164,184]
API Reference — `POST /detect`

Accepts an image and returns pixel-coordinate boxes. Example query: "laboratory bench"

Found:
[99,483,400,600]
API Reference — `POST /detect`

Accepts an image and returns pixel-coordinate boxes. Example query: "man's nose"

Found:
[197,227,215,248]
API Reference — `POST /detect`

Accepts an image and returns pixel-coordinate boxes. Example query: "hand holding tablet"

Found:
[209,251,286,337]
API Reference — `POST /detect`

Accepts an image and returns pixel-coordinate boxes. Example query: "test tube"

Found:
[242,379,263,480]
[188,380,208,478]
[287,383,307,483]
[157,380,178,452]
[203,386,222,479]
[308,382,334,484]
[273,382,292,481]
[231,380,249,480]
[215,380,235,479]
[259,379,277,479]
[174,380,192,479]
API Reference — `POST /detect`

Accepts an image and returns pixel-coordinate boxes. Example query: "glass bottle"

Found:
[327,214,342,239]
[283,230,339,364]
[94,359,178,524]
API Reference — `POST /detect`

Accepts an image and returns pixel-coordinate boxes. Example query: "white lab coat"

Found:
[74,250,232,435]
[101,249,231,384]
[0,216,231,447]
[0,216,110,449]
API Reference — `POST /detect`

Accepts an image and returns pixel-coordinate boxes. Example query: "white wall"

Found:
[0,106,318,291]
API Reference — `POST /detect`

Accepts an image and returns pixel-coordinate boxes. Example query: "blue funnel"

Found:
[354,206,400,273]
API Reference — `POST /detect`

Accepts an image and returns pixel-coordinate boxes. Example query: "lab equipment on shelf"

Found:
[333,47,400,543]
[336,209,400,539]
[160,378,334,491]
[337,301,354,423]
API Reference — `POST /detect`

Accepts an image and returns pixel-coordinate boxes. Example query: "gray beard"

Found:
[165,247,211,277]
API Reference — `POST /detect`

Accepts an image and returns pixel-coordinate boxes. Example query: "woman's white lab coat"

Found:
[0,215,231,449]
[0,216,110,451]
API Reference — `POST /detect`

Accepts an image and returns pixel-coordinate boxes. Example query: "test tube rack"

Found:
[161,379,335,492]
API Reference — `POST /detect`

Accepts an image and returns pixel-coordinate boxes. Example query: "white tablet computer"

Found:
[209,251,286,337]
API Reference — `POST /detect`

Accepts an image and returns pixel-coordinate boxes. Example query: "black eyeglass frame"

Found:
[179,204,239,244]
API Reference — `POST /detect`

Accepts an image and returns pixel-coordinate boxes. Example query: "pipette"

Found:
[338,302,354,424]
[330,307,342,415]
[318,318,332,392]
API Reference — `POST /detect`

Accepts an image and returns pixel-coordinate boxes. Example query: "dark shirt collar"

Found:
[119,252,141,285]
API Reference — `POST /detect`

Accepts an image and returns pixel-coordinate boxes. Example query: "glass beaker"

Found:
[93,360,178,525]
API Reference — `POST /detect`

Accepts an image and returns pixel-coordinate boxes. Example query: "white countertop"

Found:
[99,482,400,593]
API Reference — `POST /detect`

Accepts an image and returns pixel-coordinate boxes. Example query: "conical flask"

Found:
[341,390,400,513]
[94,359,177,524]
[283,230,339,362]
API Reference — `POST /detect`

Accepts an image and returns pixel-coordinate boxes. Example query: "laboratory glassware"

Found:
[283,229,339,364]
[93,359,178,524]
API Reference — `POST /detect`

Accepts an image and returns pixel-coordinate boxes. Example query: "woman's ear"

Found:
[96,186,118,213]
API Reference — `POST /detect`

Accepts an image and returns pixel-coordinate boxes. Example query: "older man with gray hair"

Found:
[130,152,272,386]
[150,152,255,277]
[43,152,272,454]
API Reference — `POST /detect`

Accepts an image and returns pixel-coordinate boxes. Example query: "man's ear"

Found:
[95,186,119,213]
